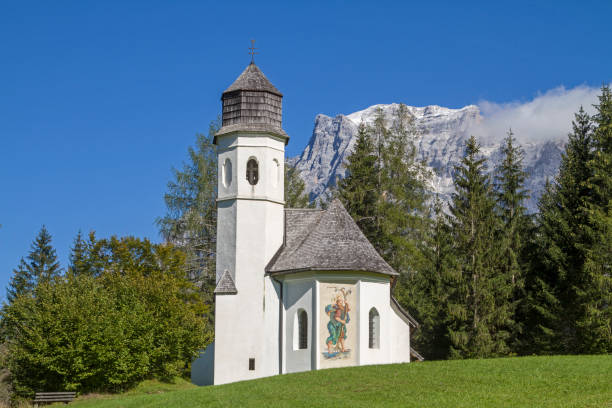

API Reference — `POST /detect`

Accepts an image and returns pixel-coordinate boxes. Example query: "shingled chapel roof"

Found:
[266,199,398,276]
[223,62,282,96]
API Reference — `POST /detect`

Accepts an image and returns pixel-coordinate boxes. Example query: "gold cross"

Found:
[248,39,257,63]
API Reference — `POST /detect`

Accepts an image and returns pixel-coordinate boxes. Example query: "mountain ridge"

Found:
[292,103,564,213]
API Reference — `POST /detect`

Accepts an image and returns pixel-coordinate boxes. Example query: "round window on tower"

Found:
[223,158,232,188]
[246,158,259,185]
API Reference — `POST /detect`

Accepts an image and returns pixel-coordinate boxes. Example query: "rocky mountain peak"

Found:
[293,103,563,213]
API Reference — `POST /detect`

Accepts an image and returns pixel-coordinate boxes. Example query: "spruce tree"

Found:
[339,105,431,271]
[447,136,511,358]
[6,259,32,305]
[68,230,91,276]
[380,104,431,273]
[338,122,381,243]
[494,129,530,350]
[578,85,612,352]
[526,107,594,353]
[5,226,61,304]
[28,226,61,283]
[400,197,453,360]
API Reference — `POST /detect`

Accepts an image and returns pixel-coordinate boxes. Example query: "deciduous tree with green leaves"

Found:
[2,236,208,398]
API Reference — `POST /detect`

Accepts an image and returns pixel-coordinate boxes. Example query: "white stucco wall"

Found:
[275,272,410,372]
[212,131,285,385]
[282,278,315,374]
[358,278,393,366]
[216,133,285,205]
[263,276,281,376]
[389,304,412,363]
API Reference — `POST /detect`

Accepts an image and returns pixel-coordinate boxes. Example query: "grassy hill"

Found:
[69,355,611,408]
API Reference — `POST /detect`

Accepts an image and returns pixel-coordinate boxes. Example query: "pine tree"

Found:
[284,162,310,208]
[447,136,511,358]
[494,130,530,350]
[578,85,612,352]
[526,107,594,353]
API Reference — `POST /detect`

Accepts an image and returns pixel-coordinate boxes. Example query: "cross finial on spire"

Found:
[248,39,257,63]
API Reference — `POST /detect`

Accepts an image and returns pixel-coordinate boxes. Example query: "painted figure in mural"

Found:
[325,290,350,354]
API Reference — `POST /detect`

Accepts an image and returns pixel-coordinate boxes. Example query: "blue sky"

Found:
[1,1,611,301]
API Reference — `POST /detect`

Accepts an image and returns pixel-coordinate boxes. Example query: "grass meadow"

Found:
[59,355,612,408]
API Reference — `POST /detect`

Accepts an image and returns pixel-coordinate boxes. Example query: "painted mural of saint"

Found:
[325,292,350,354]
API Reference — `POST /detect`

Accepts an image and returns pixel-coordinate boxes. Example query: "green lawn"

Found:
[69,355,611,408]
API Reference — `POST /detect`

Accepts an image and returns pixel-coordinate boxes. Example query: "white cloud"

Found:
[469,85,601,144]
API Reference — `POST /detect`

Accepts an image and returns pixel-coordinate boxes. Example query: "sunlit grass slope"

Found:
[70,355,611,408]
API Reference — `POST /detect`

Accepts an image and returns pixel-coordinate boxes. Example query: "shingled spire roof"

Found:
[223,62,282,96]
[266,199,398,276]
[216,62,288,143]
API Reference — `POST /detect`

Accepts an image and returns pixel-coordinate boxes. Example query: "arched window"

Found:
[369,307,380,349]
[246,158,259,185]
[293,309,308,350]
[223,158,232,188]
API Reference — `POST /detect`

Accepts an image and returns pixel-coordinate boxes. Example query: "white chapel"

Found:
[191,61,422,386]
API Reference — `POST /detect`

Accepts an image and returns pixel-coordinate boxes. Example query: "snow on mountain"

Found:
[292,103,564,213]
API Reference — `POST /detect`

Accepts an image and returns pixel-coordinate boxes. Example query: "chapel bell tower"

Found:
[212,59,288,384]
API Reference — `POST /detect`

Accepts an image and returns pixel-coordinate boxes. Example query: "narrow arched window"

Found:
[369,307,380,349]
[298,309,308,349]
[223,158,232,188]
[246,158,259,185]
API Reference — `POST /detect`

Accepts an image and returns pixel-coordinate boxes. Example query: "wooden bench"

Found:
[33,392,76,405]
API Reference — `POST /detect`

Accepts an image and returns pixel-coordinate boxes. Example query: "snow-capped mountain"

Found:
[292,103,565,213]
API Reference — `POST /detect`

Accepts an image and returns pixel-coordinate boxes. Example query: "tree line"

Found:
[337,86,611,359]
